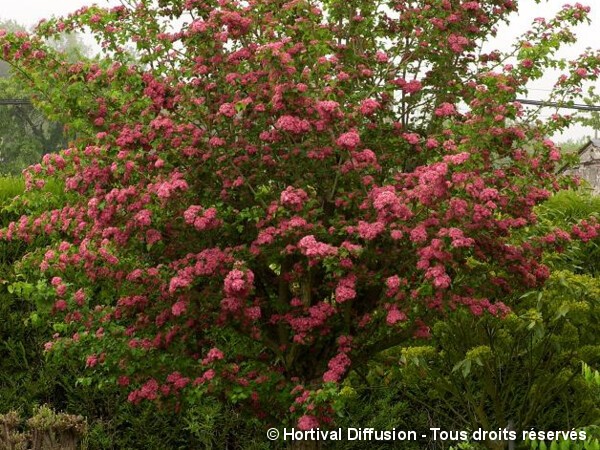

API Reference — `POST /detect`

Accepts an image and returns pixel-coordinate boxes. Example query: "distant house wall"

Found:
[563,139,600,195]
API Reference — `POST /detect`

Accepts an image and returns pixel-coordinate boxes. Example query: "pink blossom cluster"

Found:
[202,347,225,365]
[149,171,189,199]
[183,205,221,231]
[571,218,599,243]
[434,102,457,116]
[408,163,450,205]
[275,115,311,134]
[350,221,382,240]
[341,149,380,173]
[336,130,361,149]
[166,371,190,390]
[438,227,475,248]
[128,378,159,404]
[369,187,413,222]
[323,352,351,383]
[280,186,309,211]
[391,78,422,94]
[386,306,407,325]
[335,274,356,303]
[452,296,511,318]
[298,415,320,430]
[168,248,229,294]
[298,235,338,260]
[272,301,336,343]
[445,198,470,220]
[417,238,452,272]
[134,209,152,227]
[448,34,470,53]
[315,100,342,120]
[442,152,470,165]
[359,98,380,116]
[250,217,313,254]
[537,229,571,245]
[224,268,255,298]
[385,275,406,298]
[425,265,451,289]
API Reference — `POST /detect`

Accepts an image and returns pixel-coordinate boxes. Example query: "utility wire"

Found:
[0,98,31,105]
[1,97,600,111]
[515,99,600,112]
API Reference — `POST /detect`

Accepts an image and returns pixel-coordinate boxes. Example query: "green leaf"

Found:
[555,303,570,319]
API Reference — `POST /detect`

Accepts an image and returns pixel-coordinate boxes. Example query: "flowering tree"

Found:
[1,0,599,428]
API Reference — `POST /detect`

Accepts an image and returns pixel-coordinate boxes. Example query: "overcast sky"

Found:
[1,0,598,141]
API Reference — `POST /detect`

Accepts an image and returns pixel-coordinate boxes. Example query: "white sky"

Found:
[1,0,598,141]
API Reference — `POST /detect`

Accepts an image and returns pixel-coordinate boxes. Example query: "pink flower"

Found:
[135,209,152,226]
[443,152,470,165]
[190,19,207,33]
[54,300,67,311]
[434,102,456,116]
[183,205,221,231]
[402,79,422,94]
[357,221,385,240]
[461,1,480,10]
[146,229,162,244]
[470,303,484,316]
[245,306,261,320]
[203,347,224,364]
[386,308,407,325]
[298,415,319,430]
[521,59,533,68]
[336,130,361,149]
[208,136,225,147]
[298,235,338,259]
[323,352,351,382]
[410,225,428,243]
[218,103,236,117]
[425,265,451,289]
[402,133,420,145]
[335,275,356,303]
[86,354,99,368]
[140,379,159,400]
[315,100,340,118]
[172,300,187,316]
[448,34,469,53]
[280,186,309,211]
[359,98,380,115]
[375,51,388,62]
[275,115,311,134]
[224,268,254,297]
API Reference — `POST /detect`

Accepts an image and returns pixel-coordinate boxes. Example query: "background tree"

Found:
[0,19,90,175]
[575,88,600,139]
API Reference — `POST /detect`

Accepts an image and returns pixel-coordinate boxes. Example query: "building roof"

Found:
[578,139,600,155]
[558,138,600,173]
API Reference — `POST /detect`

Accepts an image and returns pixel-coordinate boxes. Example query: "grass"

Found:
[0,176,25,203]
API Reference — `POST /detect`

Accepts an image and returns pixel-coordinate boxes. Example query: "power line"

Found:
[515,99,600,112]
[1,97,600,112]
[0,99,31,105]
